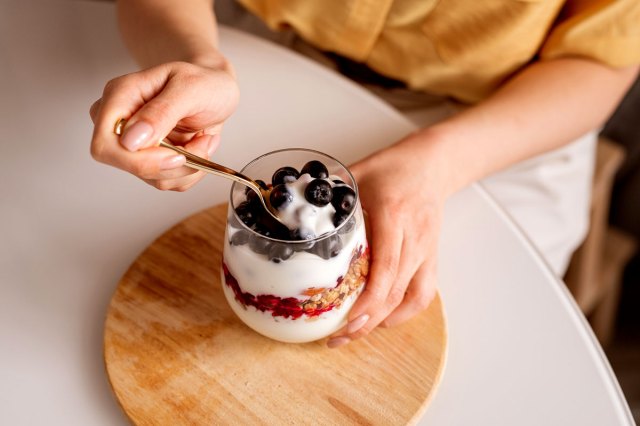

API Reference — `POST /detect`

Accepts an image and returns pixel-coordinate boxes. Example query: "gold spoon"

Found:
[114,118,283,224]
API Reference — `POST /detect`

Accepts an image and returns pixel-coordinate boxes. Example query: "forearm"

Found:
[116,0,228,70]
[421,58,639,196]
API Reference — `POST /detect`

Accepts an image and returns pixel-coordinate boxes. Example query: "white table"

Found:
[0,1,633,425]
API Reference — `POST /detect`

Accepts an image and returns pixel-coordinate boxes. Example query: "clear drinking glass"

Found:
[221,148,369,343]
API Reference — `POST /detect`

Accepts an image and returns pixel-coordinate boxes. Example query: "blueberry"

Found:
[253,225,271,239]
[301,160,329,179]
[290,228,316,241]
[249,190,269,211]
[304,179,333,206]
[228,211,242,229]
[332,211,348,227]
[245,188,259,204]
[254,211,291,240]
[310,235,342,259]
[326,236,343,258]
[331,185,356,214]
[269,184,293,210]
[288,228,315,251]
[332,179,345,185]
[230,230,250,246]
[335,214,356,234]
[242,193,268,224]
[272,166,300,186]
[245,179,268,195]
[268,244,294,263]
[249,233,272,255]
[235,201,257,227]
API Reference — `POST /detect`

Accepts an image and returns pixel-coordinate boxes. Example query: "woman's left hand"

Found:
[327,130,452,348]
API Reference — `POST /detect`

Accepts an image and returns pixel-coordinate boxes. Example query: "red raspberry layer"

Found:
[222,264,334,319]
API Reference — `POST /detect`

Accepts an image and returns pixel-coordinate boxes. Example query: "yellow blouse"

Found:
[236,0,640,103]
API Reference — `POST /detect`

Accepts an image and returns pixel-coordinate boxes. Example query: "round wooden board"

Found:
[104,204,447,425]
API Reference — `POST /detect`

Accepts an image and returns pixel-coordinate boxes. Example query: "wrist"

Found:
[190,51,237,79]
[398,125,463,200]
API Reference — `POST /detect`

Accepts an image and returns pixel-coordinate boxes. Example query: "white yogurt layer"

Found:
[221,276,363,343]
[224,218,366,298]
[276,173,337,236]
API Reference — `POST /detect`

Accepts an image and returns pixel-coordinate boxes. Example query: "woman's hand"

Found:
[90,60,239,191]
[324,60,640,348]
[327,130,452,348]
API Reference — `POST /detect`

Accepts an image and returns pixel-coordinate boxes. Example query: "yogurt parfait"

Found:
[222,149,369,343]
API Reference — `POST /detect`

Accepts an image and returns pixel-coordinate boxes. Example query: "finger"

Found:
[91,69,174,163]
[204,133,221,159]
[142,134,213,191]
[89,98,101,123]
[382,261,437,328]
[378,238,422,312]
[174,177,205,192]
[342,210,403,335]
[119,69,215,151]
[345,238,420,342]
[143,166,205,191]
[379,211,440,329]
[92,119,188,179]
[145,171,207,192]
[167,121,223,147]
[111,147,187,179]
[146,134,215,180]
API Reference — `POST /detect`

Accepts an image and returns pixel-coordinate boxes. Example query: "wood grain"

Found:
[104,204,447,425]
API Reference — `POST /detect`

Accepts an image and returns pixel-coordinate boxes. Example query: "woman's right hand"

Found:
[89,60,239,191]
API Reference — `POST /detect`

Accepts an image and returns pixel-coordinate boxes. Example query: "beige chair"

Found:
[563,137,637,347]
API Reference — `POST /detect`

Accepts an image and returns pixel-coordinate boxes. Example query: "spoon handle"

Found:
[157,140,256,188]
[113,119,260,192]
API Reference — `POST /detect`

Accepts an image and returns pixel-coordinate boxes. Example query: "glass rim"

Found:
[229,147,360,244]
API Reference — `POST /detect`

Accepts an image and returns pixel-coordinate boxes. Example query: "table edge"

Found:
[476,182,635,424]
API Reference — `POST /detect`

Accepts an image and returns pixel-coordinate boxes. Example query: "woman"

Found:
[89,0,640,348]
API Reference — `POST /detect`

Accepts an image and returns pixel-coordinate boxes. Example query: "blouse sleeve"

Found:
[540,0,640,67]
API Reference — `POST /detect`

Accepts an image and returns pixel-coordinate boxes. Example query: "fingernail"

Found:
[121,121,153,152]
[160,154,186,170]
[347,314,369,334]
[327,336,351,349]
